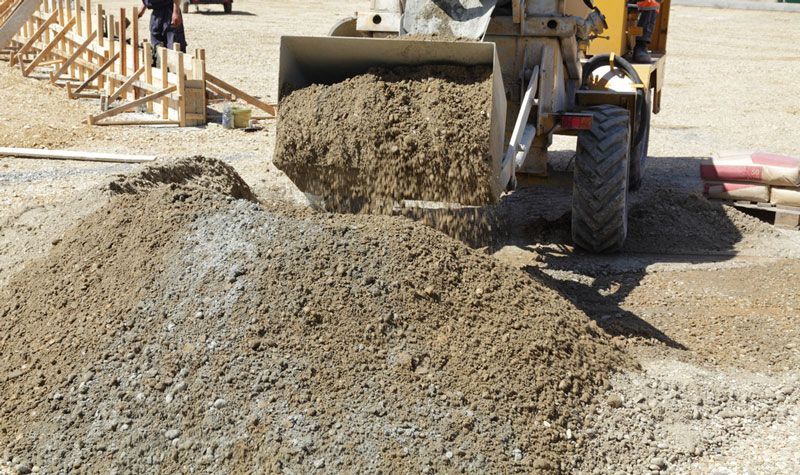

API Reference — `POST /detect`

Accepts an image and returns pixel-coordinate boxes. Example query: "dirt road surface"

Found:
[1,2,799,473]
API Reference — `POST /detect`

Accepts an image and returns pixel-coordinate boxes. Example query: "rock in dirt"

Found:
[0,157,631,473]
[274,65,499,208]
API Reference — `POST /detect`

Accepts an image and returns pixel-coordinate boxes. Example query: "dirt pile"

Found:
[0,157,630,473]
[274,65,498,208]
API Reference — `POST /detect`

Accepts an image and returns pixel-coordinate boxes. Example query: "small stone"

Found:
[213,398,227,409]
[14,463,31,474]
[174,381,187,393]
[511,448,522,461]
[607,394,624,408]
[313,459,325,469]
[650,457,666,470]
[165,429,181,440]
[532,458,551,470]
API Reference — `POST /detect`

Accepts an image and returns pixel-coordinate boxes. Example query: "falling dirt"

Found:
[274,65,498,209]
[0,157,631,473]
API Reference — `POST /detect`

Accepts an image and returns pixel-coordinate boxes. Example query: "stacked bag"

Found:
[701,152,800,207]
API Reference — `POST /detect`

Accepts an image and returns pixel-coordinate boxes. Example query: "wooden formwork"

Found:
[1,0,276,127]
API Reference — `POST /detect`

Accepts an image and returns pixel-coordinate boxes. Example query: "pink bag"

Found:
[700,152,800,187]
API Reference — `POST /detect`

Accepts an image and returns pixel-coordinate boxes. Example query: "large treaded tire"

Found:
[572,105,631,253]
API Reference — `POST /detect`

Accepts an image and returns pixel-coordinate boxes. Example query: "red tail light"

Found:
[559,114,594,130]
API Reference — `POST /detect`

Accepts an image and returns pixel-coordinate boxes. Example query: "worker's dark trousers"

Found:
[638,11,657,45]
[150,10,188,66]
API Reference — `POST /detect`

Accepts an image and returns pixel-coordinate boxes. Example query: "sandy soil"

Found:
[1,2,799,473]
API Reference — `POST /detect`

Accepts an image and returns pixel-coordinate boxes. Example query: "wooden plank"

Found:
[775,212,800,229]
[107,64,145,104]
[50,29,96,83]
[23,15,75,76]
[93,119,180,127]
[89,85,177,124]
[0,0,43,49]
[73,51,119,94]
[0,147,156,163]
[205,72,277,116]
[206,80,233,100]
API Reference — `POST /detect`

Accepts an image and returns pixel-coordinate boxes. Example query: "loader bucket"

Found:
[275,36,508,207]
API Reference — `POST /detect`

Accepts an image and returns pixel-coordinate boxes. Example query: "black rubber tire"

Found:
[572,105,631,253]
[223,2,232,13]
[629,89,651,191]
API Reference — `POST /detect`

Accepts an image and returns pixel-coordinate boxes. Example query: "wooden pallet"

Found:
[0,0,276,126]
[731,200,800,230]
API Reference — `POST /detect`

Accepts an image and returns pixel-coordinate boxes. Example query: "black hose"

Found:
[581,54,650,146]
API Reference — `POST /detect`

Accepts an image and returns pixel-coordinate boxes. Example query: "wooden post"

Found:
[131,6,139,71]
[96,3,104,91]
[197,48,207,122]
[75,0,85,82]
[143,40,153,112]
[175,43,185,127]
[84,0,92,80]
[118,8,126,77]
[160,46,168,119]
[96,3,103,47]
[107,13,115,93]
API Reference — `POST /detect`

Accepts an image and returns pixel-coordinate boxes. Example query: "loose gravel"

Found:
[0,157,630,473]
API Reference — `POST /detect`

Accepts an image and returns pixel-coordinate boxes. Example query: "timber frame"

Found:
[0,0,276,126]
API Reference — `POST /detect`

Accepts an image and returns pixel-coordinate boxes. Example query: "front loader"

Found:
[276,0,670,252]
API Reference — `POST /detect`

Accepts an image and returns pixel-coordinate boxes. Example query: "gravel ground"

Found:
[1,2,799,473]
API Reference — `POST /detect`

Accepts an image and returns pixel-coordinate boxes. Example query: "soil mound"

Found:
[106,155,255,201]
[274,65,497,208]
[0,157,629,473]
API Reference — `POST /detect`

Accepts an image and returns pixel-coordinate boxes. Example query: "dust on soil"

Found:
[0,157,631,473]
[274,65,497,208]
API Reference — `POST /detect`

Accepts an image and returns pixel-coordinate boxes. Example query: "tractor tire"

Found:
[224,2,232,13]
[181,1,189,13]
[571,105,631,253]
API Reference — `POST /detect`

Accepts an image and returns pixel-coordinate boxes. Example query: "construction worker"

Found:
[138,0,187,58]
[633,0,659,63]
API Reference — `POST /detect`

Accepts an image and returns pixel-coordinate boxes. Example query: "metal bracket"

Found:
[500,64,540,189]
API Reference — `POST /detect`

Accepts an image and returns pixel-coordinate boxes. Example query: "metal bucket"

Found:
[276,36,508,205]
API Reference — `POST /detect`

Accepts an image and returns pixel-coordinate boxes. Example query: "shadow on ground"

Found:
[187,10,256,17]
[489,155,748,349]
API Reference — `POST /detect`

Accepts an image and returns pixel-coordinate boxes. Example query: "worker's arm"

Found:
[172,0,183,27]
